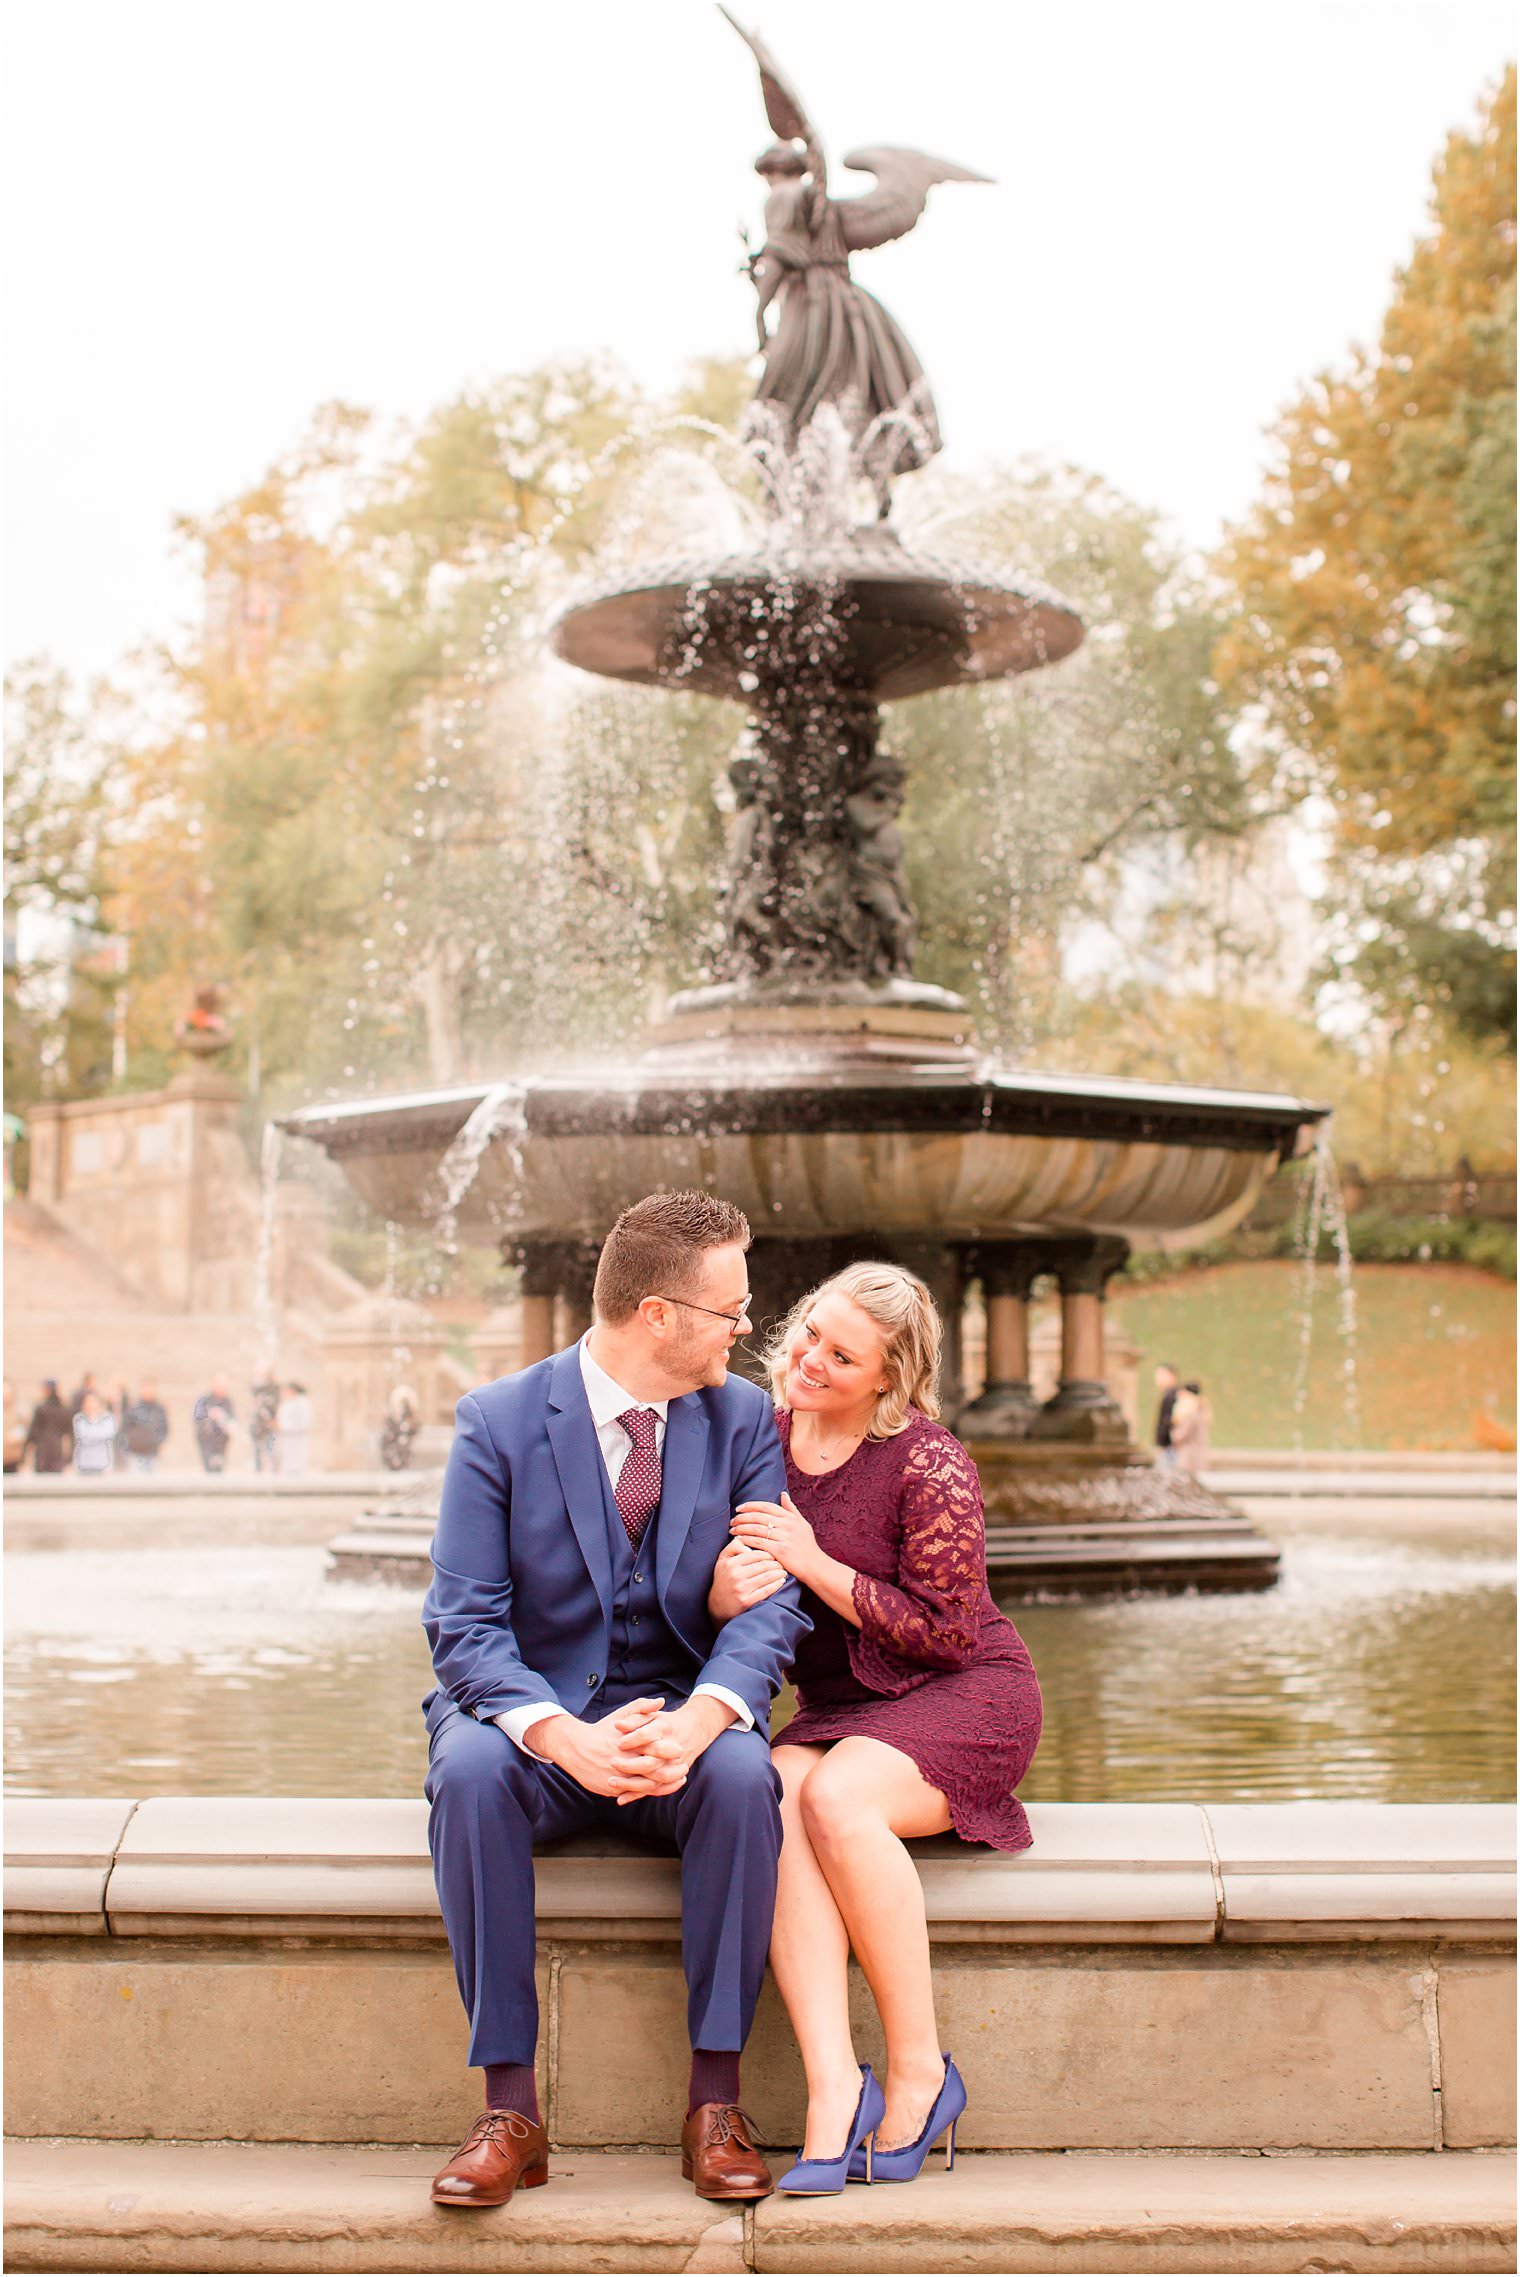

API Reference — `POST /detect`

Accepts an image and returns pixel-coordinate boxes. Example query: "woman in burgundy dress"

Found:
[710,1263,1042,2189]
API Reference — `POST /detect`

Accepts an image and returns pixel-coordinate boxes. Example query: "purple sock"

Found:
[688,2048,741,2112]
[483,2063,541,2124]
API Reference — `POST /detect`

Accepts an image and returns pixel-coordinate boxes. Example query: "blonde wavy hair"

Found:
[763,1261,943,1438]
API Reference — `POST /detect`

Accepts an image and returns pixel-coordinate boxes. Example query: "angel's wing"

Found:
[719,6,815,144]
[838,147,992,253]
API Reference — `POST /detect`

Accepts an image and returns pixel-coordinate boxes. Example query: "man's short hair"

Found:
[592,1191,751,1325]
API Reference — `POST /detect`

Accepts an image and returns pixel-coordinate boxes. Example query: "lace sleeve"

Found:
[849,1430,985,1688]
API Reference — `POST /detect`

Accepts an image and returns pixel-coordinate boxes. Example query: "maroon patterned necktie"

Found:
[615,1407,662,1548]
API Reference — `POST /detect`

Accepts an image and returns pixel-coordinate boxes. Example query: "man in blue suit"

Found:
[423,1191,810,2209]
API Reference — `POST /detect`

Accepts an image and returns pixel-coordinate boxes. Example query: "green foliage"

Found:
[1040,985,1514,1177]
[1217,68,1517,1046]
[86,360,1262,1105]
[1299,1210,1516,1278]
[103,361,748,1105]
[3,662,120,1106]
[1327,877,1517,1052]
[895,462,1250,1040]
[1128,1210,1516,1283]
[1115,1258,1515,1450]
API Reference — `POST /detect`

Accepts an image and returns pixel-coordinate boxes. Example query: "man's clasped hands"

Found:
[522,1495,797,1801]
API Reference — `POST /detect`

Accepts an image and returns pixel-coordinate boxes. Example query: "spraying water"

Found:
[1289,1128,1362,1449]
[428,1081,529,1263]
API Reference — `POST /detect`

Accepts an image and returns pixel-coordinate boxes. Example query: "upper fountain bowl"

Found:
[551,523,1084,701]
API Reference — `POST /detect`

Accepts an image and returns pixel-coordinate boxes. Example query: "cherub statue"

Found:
[722,6,990,516]
[845,746,916,976]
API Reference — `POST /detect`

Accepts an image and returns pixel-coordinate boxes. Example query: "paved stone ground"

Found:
[5,2140,1514,2273]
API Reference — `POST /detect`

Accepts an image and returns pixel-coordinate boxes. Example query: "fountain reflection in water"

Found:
[5,1521,1511,1800]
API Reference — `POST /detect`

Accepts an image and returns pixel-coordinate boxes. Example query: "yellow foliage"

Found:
[1044,991,1515,1176]
[1216,68,1516,867]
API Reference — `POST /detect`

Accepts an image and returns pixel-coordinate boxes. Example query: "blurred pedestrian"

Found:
[1171,1380,1212,1477]
[24,1381,72,1473]
[69,1371,100,1420]
[275,1381,313,1477]
[250,1373,281,1473]
[193,1377,237,1473]
[108,1379,131,1468]
[3,1377,26,1473]
[380,1384,419,1471]
[72,1389,118,1476]
[122,1379,170,1475]
[1153,1362,1180,1471]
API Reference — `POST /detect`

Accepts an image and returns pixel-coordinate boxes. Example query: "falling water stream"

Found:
[1290,1129,1363,1448]
[427,1081,528,1263]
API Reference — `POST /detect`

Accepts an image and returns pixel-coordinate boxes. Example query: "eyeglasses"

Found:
[656,1294,753,1332]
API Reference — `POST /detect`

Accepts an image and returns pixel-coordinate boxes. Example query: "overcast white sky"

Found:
[3,0,1512,685]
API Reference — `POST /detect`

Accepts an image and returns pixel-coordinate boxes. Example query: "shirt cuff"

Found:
[694,1682,753,1732]
[495,1702,565,1754]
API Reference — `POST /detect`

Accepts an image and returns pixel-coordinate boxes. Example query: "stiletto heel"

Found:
[776,2065,885,2195]
[864,2133,874,2184]
[851,2056,967,2184]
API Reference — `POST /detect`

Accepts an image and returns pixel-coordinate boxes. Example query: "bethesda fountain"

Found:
[294,11,1327,1592]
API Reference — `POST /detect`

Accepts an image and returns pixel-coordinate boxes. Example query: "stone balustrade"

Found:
[6,1799,1513,2157]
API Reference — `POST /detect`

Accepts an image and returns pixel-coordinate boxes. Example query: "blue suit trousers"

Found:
[424,1688,784,2068]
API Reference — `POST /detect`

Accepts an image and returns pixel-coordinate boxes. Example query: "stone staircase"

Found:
[8,2139,1511,2273]
[4,1200,316,1472]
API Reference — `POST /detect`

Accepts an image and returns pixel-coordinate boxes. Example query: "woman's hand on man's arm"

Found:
[708,1537,789,1624]
[731,1495,862,1627]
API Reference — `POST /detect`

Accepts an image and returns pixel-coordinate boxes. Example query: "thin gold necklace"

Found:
[799,1411,870,1467]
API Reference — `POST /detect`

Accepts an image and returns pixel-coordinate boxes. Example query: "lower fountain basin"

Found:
[285,1061,1327,1250]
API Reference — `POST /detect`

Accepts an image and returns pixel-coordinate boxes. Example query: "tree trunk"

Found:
[418,939,469,1086]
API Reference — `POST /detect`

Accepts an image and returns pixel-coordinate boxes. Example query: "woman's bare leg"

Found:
[769,1743,865,2158]
[798,1735,953,2149]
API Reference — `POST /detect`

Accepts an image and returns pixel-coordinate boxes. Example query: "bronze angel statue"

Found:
[722,6,990,514]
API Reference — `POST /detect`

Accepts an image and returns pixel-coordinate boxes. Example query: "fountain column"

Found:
[1030,1236,1131,1445]
[515,1246,561,1368]
[557,1242,600,1347]
[961,1242,1052,1438]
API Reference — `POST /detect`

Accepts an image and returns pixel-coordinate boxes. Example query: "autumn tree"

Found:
[3,661,119,1103]
[1218,66,1516,1046]
[894,461,1252,1046]
[107,364,742,1107]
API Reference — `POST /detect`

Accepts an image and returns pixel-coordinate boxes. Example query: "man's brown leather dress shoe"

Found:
[431,2109,550,2207]
[680,2102,774,2200]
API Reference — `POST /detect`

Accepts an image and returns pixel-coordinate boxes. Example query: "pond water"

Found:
[5,1521,1514,1802]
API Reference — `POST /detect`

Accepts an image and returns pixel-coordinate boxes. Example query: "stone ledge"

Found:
[3,2140,1513,2275]
[1209,1803,1518,1943]
[1,1799,137,1933]
[7,1798,1513,1947]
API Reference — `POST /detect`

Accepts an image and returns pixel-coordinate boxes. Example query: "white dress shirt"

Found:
[495,1335,752,1753]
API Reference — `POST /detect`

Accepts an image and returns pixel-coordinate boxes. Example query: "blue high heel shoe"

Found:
[846,2055,966,2183]
[776,2064,885,2195]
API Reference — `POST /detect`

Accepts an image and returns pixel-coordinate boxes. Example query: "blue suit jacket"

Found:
[424,1344,811,1730]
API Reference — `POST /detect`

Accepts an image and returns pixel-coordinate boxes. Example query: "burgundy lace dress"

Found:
[775,1408,1042,1852]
